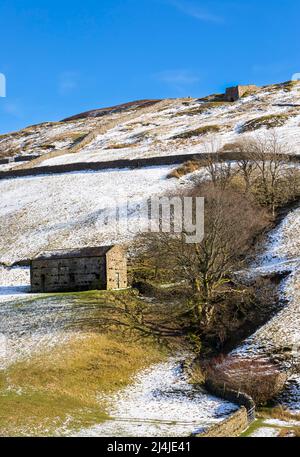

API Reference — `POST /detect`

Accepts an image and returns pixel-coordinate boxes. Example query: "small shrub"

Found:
[219,142,242,153]
[40,144,56,150]
[167,160,202,179]
[197,93,227,103]
[70,132,89,145]
[240,114,290,133]
[49,132,88,143]
[105,143,137,150]
[172,125,221,140]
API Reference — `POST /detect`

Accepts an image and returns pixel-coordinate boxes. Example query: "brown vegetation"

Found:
[173,102,229,117]
[167,160,202,179]
[240,114,290,133]
[105,143,138,150]
[172,125,221,140]
[258,406,300,422]
[203,355,287,405]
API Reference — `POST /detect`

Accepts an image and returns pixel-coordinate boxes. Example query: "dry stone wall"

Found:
[195,407,249,437]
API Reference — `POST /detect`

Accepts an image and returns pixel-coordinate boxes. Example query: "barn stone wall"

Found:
[31,256,106,293]
[106,246,128,290]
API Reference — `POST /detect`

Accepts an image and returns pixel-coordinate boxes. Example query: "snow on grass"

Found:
[0,266,29,287]
[246,207,300,277]
[0,292,88,369]
[74,357,238,437]
[0,161,29,172]
[0,284,239,436]
[1,82,299,168]
[0,118,101,159]
[273,208,300,260]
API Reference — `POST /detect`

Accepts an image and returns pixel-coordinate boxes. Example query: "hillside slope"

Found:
[1,80,300,265]
[1,80,300,169]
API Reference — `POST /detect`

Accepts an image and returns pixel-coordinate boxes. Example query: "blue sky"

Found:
[0,0,299,134]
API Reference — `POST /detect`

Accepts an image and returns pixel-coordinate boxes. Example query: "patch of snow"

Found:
[250,427,280,437]
[274,376,300,412]
[0,161,28,171]
[0,292,87,369]
[232,204,300,367]
[0,267,30,303]
[264,418,300,427]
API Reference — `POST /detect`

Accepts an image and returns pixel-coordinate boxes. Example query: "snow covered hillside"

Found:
[1,81,300,169]
[1,80,300,266]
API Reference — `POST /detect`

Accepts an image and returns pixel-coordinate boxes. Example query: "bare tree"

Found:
[234,139,258,193]
[235,132,297,215]
[203,155,236,190]
[202,137,237,189]
[135,185,269,328]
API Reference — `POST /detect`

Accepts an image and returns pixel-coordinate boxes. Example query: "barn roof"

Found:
[33,246,115,261]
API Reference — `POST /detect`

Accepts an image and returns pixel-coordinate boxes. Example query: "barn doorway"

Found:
[41,274,46,292]
[115,272,120,289]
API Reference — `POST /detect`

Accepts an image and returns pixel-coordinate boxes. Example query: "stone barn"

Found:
[225,85,258,102]
[30,245,127,293]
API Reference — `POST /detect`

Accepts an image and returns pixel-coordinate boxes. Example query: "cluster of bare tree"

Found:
[204,132,300,216]
[132,183,275,353]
